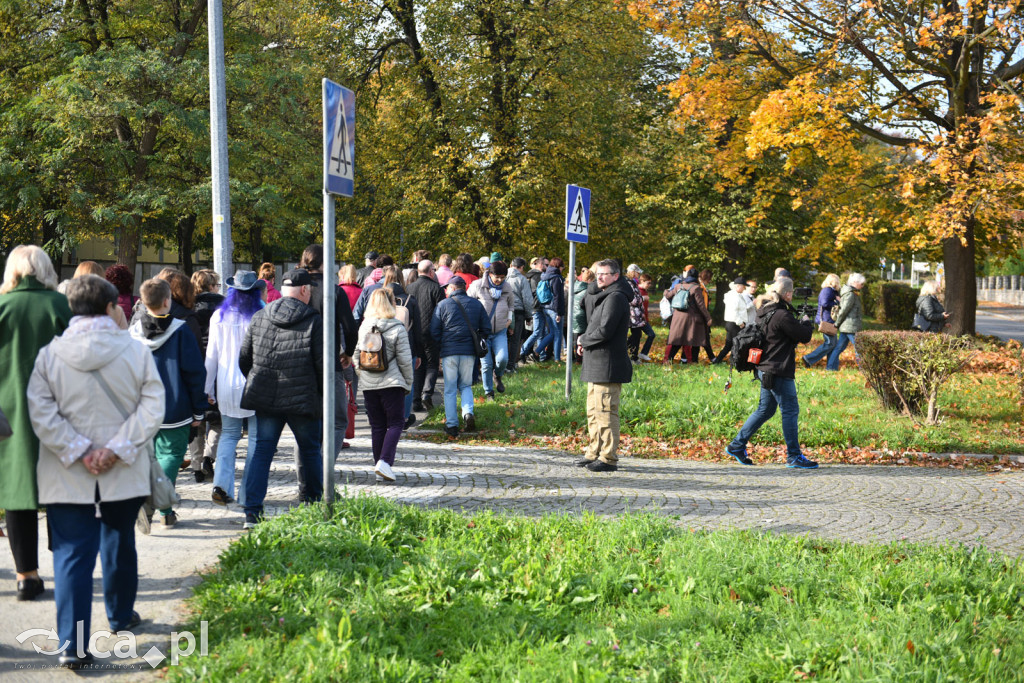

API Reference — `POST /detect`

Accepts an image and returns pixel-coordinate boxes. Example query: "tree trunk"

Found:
[116,221,141,273]
[941,216,976,335]
[249,217,264,270]
[176,214,197,275]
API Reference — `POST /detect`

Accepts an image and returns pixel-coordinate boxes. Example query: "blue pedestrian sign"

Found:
[565,184,590,243]
[323,78,355,197]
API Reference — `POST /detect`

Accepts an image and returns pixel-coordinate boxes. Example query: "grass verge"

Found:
[418,356,1024,460]
[172,497,1023,681]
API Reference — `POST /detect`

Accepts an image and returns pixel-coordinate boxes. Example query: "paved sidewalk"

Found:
[2,424,1023,679]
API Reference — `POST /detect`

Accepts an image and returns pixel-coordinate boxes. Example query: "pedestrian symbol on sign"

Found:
[330,97,353,179]
[569,192,588,234]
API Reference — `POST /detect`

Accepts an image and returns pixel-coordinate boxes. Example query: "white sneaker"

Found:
[639,353,651,361]
[374,460,395,482]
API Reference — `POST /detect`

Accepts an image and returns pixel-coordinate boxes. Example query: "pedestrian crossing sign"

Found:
[323,78,355,197]
[565,184,590,243]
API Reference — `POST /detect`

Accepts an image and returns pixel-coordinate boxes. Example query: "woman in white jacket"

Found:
[205,270,265,505]
[713,277,756,364]
[355,288,413,482]
[27,275,164,669]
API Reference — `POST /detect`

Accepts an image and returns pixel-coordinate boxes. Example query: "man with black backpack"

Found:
[725,278,818,469]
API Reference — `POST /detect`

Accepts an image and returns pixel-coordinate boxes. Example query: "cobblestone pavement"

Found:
[4,422,1024,680]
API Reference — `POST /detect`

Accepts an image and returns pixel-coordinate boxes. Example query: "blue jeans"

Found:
[442,355,476,428]
[729,372,802,458]
[48,496,146,655]
[802,333,836,367]
[826,332,857,371]
[481,329,509,394]
[520,310,548,357]
[245,413,322,516]
[214,414,257,504]
[539,309,561,361]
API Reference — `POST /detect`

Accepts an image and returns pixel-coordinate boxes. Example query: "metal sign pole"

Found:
[322,79,337,516]
[565,241,575,399]
[208,0,232,285]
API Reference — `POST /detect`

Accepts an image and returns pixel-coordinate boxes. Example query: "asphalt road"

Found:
[976,306,1024,342]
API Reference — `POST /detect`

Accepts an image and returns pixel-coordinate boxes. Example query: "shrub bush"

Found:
[866,282,918,328]
[858,331,975,424]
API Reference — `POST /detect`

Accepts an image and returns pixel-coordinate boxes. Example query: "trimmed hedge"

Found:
[858,331,974,424]
[865,282,918,329]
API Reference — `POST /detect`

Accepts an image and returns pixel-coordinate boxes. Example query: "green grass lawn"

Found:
[419,334,1023,458]
[172,497,1024,681]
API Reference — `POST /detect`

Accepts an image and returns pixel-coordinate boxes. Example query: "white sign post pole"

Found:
[322,78,355,516]
[564,184,590,400]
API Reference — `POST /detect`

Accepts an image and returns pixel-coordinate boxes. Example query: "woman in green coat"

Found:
[0,245,72,600]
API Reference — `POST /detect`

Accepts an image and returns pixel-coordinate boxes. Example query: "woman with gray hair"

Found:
[0,245,72,601]
[26,275,164,668]
[826,272,866,371]
[725,278,817,469]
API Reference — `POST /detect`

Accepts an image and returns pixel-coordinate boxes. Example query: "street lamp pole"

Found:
[208,0,233,282]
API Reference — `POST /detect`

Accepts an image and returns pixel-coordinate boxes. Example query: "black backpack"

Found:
[731,307,779,373]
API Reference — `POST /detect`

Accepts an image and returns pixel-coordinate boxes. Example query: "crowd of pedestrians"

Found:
[1,239,952,668]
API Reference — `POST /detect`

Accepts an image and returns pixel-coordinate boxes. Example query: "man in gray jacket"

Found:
[506,258,532,373]
[574,260,633,473]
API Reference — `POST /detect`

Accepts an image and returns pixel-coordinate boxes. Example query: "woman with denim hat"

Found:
[204,270,265,505]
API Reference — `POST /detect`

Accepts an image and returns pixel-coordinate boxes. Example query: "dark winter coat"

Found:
[193,291,225,355]
[814,286,840,324]
[407,276,445,346]
[430,291,489,358]
[526,268,543,311]
[914,295,946,333]
[355,264,375,287]
[540,267,565,316]
[239,296,324,417]
[355,282,425,359]
[664,278,711,347]
[755,299,814,379]
[308,271,358,367]
[571,279,589,335]
[129,312,207,428]
[0,276,72,509]
[579,276,633,384]
[131,298,202,346]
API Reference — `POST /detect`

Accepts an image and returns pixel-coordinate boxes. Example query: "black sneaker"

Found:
[787,454,819,469]
[404,414,416,431]
[58,652,94,670]
[193,470,206,484]
[485,392,495,401]
[463,413,476,432]
[212,486,233,506]
[161,511,178,527]
[495,376,505,393]
[575,457,595,467]
[422,396,433,411]
[413,401,425,412]
[112,610,141,632]
[202,456,215,477]
[445,426,460,438]
[586,459,617,472]
[725,446,755,466]
[243,513,260,530]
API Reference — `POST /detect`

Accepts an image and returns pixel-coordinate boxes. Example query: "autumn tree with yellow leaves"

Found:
[634,0,1024,334]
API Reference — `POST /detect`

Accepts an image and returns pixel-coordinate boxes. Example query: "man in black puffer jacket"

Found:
[725,277,817,469]
[574,259,633,473]
[238,268,324,529]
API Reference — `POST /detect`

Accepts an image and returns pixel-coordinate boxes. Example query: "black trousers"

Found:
[507,311,527,369]
[413,341,440,400]
[4,508,40,574]
[714,322,742,363]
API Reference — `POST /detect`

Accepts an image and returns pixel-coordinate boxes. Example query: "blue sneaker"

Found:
[725,446,754,466]
[787,454,819,469]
